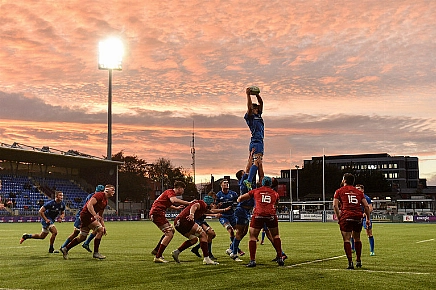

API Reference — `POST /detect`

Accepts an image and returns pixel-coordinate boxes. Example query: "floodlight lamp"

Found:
[98,38,124,70]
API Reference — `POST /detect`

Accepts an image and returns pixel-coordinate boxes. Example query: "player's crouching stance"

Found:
[237,176,285,267]
[171,197,231,265]
[61,184,115,260]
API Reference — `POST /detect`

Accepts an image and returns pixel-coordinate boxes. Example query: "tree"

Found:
[111,151,152,202]
[146,158,198,201]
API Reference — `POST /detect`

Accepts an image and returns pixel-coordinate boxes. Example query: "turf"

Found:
[1,221,435,290]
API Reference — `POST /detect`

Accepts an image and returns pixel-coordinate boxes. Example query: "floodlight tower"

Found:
[98,37,124,160]
[191,120,196,184]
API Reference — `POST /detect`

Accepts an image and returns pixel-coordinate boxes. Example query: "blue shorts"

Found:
[219,215,236,228]
[73,216,81,229]
[363,218,372,230]
[234,207,250,226]
[249,141,264,156]
[41,218,54,230]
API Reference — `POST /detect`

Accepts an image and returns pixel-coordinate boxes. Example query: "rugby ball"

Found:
[249,86,260,95]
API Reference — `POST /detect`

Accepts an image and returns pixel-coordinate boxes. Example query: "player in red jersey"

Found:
[333,173,371,269]
[60,184,115,260]
[237,176,284,267]
[171,197,231,265]
[149,181,191,263]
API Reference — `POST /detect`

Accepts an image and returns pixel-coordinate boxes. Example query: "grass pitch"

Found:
[0,221,435,290]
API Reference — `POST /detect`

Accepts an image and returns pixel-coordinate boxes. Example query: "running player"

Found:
[60,184,115,260]
[20,190,65,253]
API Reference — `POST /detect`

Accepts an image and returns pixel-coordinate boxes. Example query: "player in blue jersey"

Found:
[20,191,66,253]
[244,86,265,189]
[230,149,257,261]
[351,184,375,256]
[215,179,241,255]
[60,185,105,252]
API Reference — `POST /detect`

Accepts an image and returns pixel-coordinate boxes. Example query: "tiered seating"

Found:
[0,174,48,215]
[33,177,90,211]
[0,175,91,216]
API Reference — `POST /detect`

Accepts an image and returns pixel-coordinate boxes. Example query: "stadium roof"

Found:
[0,142,123,169]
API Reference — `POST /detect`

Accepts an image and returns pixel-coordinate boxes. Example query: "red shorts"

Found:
[174,217,194,236]
[80,212,95,229]
[338,217,363,233]
[150,211,169,228]
[250,215,278,229]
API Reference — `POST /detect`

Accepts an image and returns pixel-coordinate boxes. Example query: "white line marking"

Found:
[416,238,434,243]
[287,255,430,275]
[287,255,345,267]
[325,269,430,275]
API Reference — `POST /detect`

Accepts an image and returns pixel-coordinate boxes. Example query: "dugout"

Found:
[0,142,123,213]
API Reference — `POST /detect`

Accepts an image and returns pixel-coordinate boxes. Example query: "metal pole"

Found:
[289,149,293,222]
[322,151,326,222]
[296,165,299,202]
[107,69,113,160]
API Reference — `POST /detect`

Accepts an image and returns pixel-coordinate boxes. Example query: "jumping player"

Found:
[244,86,265,189]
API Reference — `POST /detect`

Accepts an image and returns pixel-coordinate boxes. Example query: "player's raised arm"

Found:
[246,87,254,115]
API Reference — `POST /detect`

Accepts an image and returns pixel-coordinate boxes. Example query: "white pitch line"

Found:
[287,255,430,275]
[325,269,430,275]
[416,238,434,243]
[287,255,346,268]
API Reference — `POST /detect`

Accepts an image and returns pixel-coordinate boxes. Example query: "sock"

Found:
[273,237,282,258]
[355,241,362,262]
[84,232,95,245]
[153,235,165,253]
[344,242,352,263]
[192,243,200,252]
[178,240,196,252]
[261,231,266,242]
[156,244,167,258]
[61,238,71,249]
[200,241,209,257]
[368,236,374,252]
[249,240,257,261]
[230,236,234,250]
[350,237,355,250]
[247,165,258,185]
[94,238,101,253]
[208,242,213,256]
[232,238,241,255]
[66,238,80,250]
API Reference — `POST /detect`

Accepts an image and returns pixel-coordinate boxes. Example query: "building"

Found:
[305,153,419,190]
[277,153,435,215]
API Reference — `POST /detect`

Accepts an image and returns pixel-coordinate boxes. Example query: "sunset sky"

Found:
[1,0,436,186]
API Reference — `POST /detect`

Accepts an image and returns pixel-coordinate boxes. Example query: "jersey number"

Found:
[261,195,271,203]
[347,195,358,204]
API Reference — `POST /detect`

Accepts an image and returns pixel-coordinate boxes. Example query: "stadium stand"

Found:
[0,174,90,216]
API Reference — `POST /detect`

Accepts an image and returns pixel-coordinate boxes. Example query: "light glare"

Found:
[98,38,124,70]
